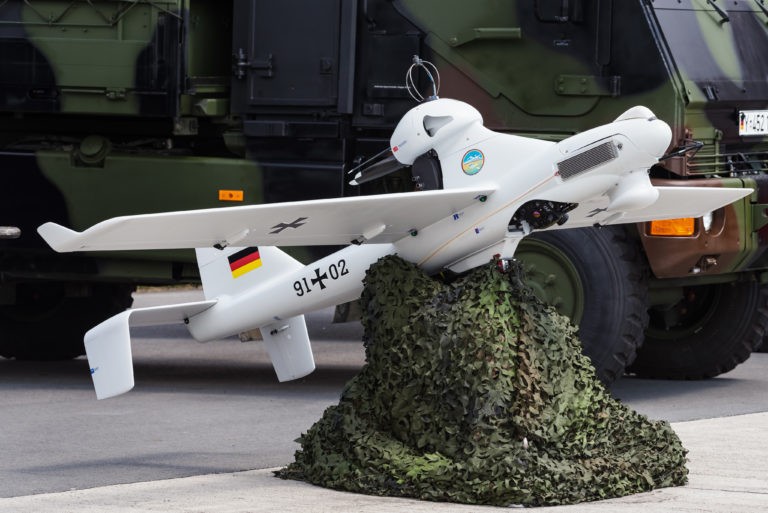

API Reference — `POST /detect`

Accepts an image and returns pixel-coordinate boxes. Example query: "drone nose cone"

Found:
[616,106,672,158]
[644,118,673,158]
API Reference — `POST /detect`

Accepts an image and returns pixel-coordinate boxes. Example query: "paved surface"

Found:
[0,294,366,498]
[2,413,766,512]
[1,290,767,511]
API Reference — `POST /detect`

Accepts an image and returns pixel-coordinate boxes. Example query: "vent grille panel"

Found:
[687,146,768,176]
[557,141,618,180]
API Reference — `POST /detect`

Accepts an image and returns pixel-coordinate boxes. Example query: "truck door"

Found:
[231,0,357,114]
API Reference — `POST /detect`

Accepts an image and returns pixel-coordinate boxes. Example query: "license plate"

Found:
[739,110,768,136]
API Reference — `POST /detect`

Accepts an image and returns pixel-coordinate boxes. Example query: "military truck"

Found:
[1,0,767,383]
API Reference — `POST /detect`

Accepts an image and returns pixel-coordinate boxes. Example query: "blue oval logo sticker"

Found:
[461,149,485,175]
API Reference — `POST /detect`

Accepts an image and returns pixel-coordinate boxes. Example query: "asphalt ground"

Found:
[1,291,766,511]
[2,412,766,513]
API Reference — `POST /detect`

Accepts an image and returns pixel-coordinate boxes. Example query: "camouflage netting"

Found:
[277,256,687,506]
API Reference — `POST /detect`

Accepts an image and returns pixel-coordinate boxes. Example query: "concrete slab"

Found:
[2,413,767,512]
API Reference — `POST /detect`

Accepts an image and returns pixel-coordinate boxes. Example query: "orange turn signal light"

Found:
[649,218,695,236]
[219,190,244,202]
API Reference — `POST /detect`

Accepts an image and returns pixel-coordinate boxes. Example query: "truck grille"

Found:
[687,145,768,176]
[557,141,618,180]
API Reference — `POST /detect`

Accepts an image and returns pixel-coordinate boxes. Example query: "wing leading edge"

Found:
[38,187,496,253]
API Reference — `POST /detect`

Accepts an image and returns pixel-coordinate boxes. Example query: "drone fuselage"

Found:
[186,99,672,341]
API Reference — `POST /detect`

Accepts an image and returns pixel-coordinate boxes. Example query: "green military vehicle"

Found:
[1,0,767,384]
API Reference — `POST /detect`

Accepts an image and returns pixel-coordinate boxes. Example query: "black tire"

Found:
[628,281,768,379]
[757,328,768,353]
[0,283,134,360]
[516,226,649,385]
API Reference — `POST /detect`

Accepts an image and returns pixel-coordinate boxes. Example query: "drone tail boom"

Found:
[194,246,316,382]
[85,245,320,399]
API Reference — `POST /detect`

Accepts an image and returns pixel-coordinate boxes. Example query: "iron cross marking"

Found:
[269,217,308,234]
[311,268,329,289]
[586,208,608,218]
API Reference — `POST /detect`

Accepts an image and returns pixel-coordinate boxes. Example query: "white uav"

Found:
[39,98,751,399]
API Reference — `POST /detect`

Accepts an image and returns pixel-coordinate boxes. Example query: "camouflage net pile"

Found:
[277,256,687,506]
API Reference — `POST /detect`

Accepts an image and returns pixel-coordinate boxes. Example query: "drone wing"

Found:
[38,187,495,252]
[559,186,752,229]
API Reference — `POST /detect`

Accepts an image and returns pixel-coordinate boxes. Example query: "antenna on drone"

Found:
[347,56,441,186]
[406,55,440,102]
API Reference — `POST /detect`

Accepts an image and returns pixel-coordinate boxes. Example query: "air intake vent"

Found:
[557,141,618,180]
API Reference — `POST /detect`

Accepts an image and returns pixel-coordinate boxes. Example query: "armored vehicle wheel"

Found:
[515,226,649,385]
[0,283,134,361]
[628,282,768,379]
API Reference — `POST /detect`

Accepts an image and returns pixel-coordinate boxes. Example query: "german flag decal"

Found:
[228,247,262,278]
